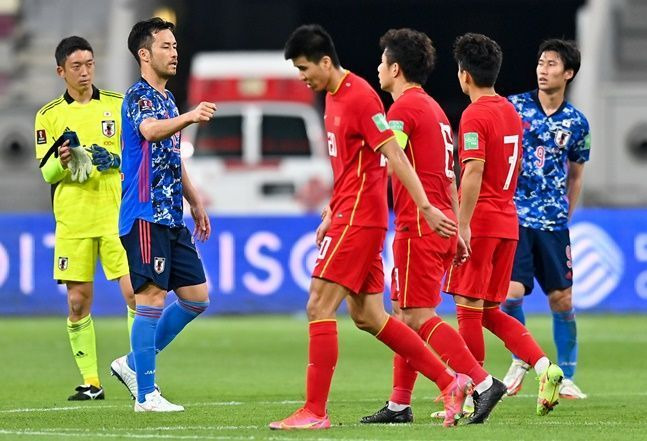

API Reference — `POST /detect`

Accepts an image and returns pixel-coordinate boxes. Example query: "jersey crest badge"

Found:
[102,120,116,138]
[36,129,47,144]
[58,257,68,271]
[555,128,571,148]
[154,257,166,274]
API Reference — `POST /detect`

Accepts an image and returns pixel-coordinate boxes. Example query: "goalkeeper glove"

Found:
[68,144,93,183]
[86,144,121,171]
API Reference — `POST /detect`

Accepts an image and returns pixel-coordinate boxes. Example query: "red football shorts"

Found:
[390,233,457,308]
[312,223,386,294]
[443,237,517,303]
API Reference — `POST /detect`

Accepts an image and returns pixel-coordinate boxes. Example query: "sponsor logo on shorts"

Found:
[36,129,47,144]
[154,257,166,274]
[58,257,68,271]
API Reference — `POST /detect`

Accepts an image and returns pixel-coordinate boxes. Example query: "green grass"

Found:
[0,314,644,440]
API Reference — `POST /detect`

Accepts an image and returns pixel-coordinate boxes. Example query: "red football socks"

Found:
[389,353,418,405]
[305,320,338,417]
[376,316,453,391]
[419,316,489,385]
[482,306,545,366]
[456,305,485,366]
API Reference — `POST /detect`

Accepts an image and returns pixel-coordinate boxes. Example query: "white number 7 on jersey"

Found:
[503,135,519,190]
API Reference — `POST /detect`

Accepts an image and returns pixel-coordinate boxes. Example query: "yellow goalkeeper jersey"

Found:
[35,86,123,239]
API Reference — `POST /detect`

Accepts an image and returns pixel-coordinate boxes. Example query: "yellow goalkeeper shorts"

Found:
[54,234,129,282]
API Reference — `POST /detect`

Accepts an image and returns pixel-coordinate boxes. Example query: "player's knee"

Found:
[306,295,335,321]
[400,313,421,331]
[67,288,92,319]
[549,289,573,312]
[136,287,167,308]
[349,310,381,334]
[507,281,525,298]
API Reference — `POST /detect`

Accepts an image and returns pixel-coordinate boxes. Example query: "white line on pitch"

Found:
[1,392,643,414]
[0,430,253,440]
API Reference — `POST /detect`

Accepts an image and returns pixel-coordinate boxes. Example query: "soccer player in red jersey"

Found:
[269,24,473,431]
[357,28,506,425]
[444,33,564,419]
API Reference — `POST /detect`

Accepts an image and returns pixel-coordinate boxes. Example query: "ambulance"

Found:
[182,51,331,214]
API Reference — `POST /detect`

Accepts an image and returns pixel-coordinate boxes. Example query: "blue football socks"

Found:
[131,305,163,403]
[553,309,578,379]
[155,299,210,352]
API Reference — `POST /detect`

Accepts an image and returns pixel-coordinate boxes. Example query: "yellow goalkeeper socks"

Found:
[127,306,136,340]
[67,315,100,387]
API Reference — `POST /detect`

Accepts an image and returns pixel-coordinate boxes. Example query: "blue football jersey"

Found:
[508,91,590,231]
[120,78,184,236]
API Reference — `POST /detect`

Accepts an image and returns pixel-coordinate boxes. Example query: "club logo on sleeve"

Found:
[57,257,68,271]
[102,120,115,137]
[389,120,404,131]
[554,128,571,148]
[36,129,47,144]
[138,97,153,112]
[154,257,166,274]
[372,113,389,132]
[463,132,479,150]
[583,133,591,150]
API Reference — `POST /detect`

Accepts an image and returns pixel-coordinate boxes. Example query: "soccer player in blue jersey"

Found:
[501,39,590,400]
[109,17,217,412]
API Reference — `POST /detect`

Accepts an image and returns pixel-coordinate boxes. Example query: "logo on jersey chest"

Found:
[102,120,116,138]
[554,128,571,148]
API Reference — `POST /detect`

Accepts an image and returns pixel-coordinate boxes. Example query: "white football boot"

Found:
[502,359,530,396]
[134,390,184,412]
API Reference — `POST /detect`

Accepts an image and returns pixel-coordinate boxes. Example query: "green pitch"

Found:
[0,314,644,440]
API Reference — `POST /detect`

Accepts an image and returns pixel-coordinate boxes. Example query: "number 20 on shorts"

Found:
[317,236,332,260]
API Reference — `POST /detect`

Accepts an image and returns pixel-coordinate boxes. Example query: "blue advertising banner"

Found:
[0,209,645,315]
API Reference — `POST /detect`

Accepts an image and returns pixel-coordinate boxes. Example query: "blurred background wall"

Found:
[0,0,646,314]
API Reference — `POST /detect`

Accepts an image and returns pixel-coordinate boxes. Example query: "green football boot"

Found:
[536,363,564,416]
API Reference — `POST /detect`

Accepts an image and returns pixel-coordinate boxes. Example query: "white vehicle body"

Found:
[183,52,331,214]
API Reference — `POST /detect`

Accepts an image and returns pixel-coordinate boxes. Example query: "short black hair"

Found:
[55,36,93,67]
[453,33,502,88]
[537,39,581,84]
[128,17,176,65]
[284,24,340,67]
[380,28,436,85]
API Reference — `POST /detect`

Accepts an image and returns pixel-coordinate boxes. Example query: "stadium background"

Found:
[0,0,645,315]
[0,1,646,440]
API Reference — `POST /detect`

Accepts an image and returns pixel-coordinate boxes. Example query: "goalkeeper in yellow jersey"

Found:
[34,36,135,401]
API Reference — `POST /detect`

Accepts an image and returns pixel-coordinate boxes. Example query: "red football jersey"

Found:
[388,86,456,238]
[325,72,395,228]
[458,95,522,239]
